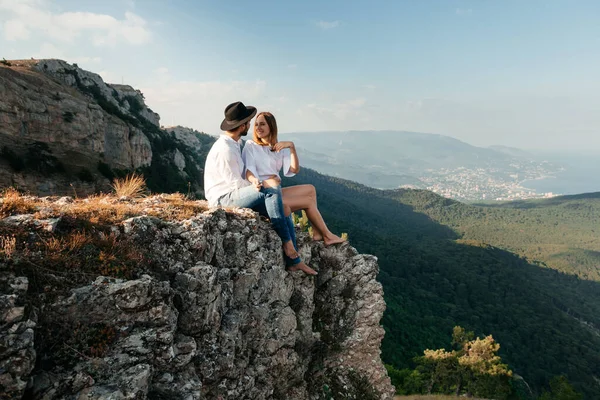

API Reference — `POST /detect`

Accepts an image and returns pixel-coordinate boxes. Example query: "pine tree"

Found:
[538,376,583,400]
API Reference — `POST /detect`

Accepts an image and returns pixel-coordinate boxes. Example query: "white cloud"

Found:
[315,20,340,30]
[455,8,473,16]
[71,56,102,64]
[31,42,101,67]
[0,1,151,46]
[3,19,30,41]
[346,98,366,108]
[297,97,369,126]
[98,70,119,84]
[142,70,268,133]
[37,42,65,59]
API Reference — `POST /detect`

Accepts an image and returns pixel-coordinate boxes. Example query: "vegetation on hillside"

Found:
[0,183,208,298]
[387,326,582,400]
[385,190,600,281]
[282,169,600,399]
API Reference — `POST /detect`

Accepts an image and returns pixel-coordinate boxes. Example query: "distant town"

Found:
[404,162,562,202]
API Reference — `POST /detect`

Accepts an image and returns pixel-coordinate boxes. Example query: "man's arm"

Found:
[215,147,249,188]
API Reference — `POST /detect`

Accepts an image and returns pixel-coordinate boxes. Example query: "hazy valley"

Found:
[282,131,599,202]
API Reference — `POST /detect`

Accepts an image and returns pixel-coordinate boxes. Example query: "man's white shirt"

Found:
[204,135,251,206]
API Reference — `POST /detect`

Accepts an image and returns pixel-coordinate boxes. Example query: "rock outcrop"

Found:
[0,275,36,399]
[163,126,206,154]
[0,60,208,197]
[0,196,394,399]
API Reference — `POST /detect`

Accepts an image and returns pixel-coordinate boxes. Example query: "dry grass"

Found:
[40,231,90,254]
[7,219,146,287]
[0,187,37,218]
[0,191,209,226]
[0,235,16,259]
[0,191,210,289]
[112,173,147,198]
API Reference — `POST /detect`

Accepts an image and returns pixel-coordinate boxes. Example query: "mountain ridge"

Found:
[280,130,562,200]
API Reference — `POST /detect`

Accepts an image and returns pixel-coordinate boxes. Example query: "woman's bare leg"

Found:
[282,185,345,245]
[282,240,299,259]
[283,203,292,217]
[282,185,323,238]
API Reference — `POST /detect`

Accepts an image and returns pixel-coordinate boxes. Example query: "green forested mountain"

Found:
[282,169,600,399]
[393,190,600,281]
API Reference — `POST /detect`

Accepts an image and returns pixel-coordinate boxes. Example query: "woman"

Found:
[243,112,345,253]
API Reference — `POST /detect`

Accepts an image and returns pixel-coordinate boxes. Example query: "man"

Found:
[204,101,317,275]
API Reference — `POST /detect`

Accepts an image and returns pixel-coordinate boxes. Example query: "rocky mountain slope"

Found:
[0,59,208,198]
[0,193,394,399]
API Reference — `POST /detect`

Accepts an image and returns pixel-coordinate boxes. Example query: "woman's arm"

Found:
[273,141,300,174]
[288,143,300,173]
[245,169,261,185]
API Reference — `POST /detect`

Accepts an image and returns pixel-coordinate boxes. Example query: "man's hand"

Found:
[271,141,295,152]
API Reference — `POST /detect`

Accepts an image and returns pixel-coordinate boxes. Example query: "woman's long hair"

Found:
[253,112,278,146]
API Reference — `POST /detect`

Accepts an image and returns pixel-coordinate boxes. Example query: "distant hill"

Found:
[488,145,533,158]
[389,190,600,281]
[287,130,496,161]
[282,131,561,199]
[284,130,508,174]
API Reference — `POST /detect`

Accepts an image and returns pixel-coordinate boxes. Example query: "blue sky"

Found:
[1,0,599,151]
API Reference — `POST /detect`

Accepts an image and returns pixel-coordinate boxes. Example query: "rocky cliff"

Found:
[0,59,208,198]
[0,193,394,399]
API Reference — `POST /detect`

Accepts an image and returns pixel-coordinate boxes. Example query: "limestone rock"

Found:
[164,126,205,154]
[1,201,394,399]
[0,59,155,196]
[0,275,37,399]
[173,148,186,171]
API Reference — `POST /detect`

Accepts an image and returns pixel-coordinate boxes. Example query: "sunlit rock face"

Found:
[0,59,157,196]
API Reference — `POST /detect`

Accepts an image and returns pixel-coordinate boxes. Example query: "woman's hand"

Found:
[248,176,262,191]
[271,141,295,152]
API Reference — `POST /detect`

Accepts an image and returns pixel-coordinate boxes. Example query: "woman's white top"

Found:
[242,139,296,181]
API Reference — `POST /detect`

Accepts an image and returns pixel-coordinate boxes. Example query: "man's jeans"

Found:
[218,185,300,267]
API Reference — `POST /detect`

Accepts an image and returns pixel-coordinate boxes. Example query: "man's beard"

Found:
[240,126,249,136]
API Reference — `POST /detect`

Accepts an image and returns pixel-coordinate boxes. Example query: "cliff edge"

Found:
[0,193,394,399]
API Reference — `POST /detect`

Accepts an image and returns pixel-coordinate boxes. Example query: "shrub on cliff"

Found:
[111,173,147,198]
[388,326,514,399]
